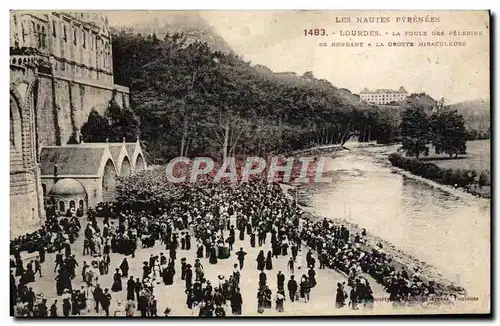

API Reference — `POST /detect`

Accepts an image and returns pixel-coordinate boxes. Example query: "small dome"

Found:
[49,178,86,196]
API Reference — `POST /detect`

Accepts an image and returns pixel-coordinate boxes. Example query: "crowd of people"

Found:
[10,178,451,317]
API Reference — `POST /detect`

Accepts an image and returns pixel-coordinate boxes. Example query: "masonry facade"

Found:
[359,86,408,105]
[10,11,132,237]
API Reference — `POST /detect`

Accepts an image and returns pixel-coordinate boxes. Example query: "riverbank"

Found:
[387,154,490,200]
[390,167,490,202]
[283,148,468,299]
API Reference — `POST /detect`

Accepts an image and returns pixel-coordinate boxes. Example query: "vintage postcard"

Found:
[9,10,490,317]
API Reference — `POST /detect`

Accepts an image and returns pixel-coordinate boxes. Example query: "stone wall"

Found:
[11,62,129,239]
[36,73,129,146]
[10,65,43,238]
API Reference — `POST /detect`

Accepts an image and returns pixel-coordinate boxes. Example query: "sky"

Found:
[106,10,490,104]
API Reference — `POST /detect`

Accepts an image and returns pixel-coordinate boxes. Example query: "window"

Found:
[13,15,17,26]
[52,20,56,37]
[10,114,14,146]
[83,31,86,48]
[63,25,67,41]
[73,28,77,45]
[59,201,65,212]
[39,26,46,48]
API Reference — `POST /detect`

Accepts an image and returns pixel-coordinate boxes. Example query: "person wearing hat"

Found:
[287,275,298,302]
[230,287,243,315]
[93,283,103,314]
[180,258,187,280]
[101,288,112,316]
[49,300,58,317]
[62,289,71,317]
[111,268,123,292]
[236,248,247,270]
[120,258,129,278]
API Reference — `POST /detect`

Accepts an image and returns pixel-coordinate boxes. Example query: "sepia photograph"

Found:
[8,9,491,317]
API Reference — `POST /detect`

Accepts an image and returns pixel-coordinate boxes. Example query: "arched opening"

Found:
[10,94,22,171]
[69,200,76,209]
[102,159,117,202]
[10,95,22,148]
[135,154,146,172]
[79,199,84,210]
[59,201,65,212]
[121,156,132,176]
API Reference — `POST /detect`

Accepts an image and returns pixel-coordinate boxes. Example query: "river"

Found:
[308,143,490,301]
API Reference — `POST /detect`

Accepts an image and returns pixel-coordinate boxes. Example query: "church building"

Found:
[10,11,143,237]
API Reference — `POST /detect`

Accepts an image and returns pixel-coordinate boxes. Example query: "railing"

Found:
[10,54,41,66]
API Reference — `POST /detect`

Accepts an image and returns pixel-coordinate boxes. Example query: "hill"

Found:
[109,12,233,54]
[446,98,490,139]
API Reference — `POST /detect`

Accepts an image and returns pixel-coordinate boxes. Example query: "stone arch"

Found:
[121,155,132,176]
[59,200,65,213]
[11,81,35,169]
[102,159,117,202]
[10,81,35,172]
[135,153,146,172]
[10,94,22,150]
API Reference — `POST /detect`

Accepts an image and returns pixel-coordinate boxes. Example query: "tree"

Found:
[81,109,110,142]
[105,98,140,141]
[81,100,140,143]
[110,29,406,161]
[400,107,430,159]
[430,109,467,158]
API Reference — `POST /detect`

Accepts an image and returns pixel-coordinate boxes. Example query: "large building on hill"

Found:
[359,86,408,105]
[10,11,141,238]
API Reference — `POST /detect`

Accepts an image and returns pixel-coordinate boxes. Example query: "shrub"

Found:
[478,171,490,187]
[388,154,482,188]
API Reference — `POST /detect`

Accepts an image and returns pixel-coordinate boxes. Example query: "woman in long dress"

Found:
[275,292,285,312]
[257,289,265,314]
[335,282,346,308]
[120,258,129,278]
[25,262,35,283]
[256,250,265,271]
[308,268,317,288]
[265,251,273,270]
[246,223,252,235]
[281,237,289,256]
[196,244,204,259]
[111,268,123,292]
[209,247,218,264]
[62,289,72,317]
[263,286,272,309]
[15,260,25,277]
[165,260,176,285]
[250,233,256,248]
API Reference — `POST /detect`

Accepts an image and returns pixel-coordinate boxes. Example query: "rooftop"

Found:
[360,86,408,94]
